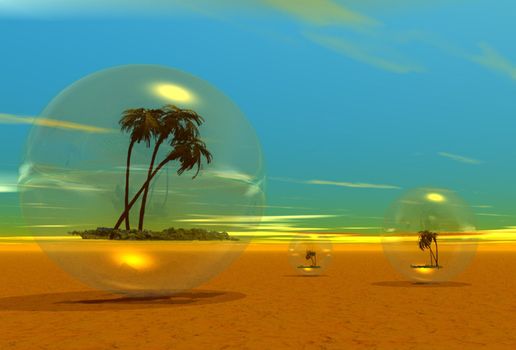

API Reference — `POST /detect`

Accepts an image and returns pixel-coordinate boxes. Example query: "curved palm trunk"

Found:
[114,158,169,230]
[138,138,164,231]
[124,140,135,230]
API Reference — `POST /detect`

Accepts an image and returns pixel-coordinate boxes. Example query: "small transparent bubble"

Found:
[382,188,477,283]
[288,237,332,276]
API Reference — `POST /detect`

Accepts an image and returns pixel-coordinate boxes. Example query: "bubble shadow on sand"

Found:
[372,281,471,288]
[0,289,246,311]
[283,274,328,278]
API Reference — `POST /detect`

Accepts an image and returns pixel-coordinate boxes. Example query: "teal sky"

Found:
[1,1,516,237]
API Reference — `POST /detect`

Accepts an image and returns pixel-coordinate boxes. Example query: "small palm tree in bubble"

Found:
[417,230,440,268]
[305,250,317,267]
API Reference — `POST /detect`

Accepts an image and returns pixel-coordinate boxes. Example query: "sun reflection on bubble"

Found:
[115,252,154,270]
[153,83,194,103]
[411,266,437,275]
[426,192,445,203]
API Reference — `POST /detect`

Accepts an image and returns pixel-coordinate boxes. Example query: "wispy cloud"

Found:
[17,224,74,228]
[0,185,17,193]
[339,226,381,230]
[0,0,377,29]
[190,201,312,210]
[19,182,108,193]
[205,168,264,197]
[307,179,401,189]
[304,32,424,74]
[264,0,378,28]
[476,213,512,217]
[438,152,482,165]
[0,172,19,193]
[0,113,115,133]
[469,43,516,80]
[0,1,430,76]
[197,222,330,232]
[270,176,400,189]
[179,214,337,223]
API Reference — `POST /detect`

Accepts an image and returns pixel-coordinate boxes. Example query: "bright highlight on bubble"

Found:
[153,83,194,103]
[426,192,445,202]
[414,267,436,275]
[116,253,153,270]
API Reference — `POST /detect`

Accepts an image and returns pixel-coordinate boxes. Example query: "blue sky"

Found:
[2,1,516,236]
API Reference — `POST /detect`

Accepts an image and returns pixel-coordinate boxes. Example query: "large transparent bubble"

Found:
[383,188,476,283]
[19,65,265,296]
[288,236,332,276]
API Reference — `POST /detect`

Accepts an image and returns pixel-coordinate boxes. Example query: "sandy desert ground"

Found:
[0,242,515,349]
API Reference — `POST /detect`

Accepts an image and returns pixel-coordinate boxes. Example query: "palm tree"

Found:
[137,105,204,231]
[417,230,440,268]
[119,108,161,230]
[114,136,212,230]
[305,250,317,267]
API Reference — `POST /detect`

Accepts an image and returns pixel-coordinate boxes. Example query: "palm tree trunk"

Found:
[123,140,135,230]
[429,247,437,267]
[114,158,169,230]
[138,138,163,231]
[162,165,169,208]
[434,238,439,268]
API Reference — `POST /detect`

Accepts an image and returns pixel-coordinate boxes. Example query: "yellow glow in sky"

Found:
[426,193,446,202]
[116,253,153,270]
[154,83,194,103]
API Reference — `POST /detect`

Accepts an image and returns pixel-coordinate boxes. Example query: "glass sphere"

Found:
[288,237,332,276]
[383,188,476,283]
[19,65,265,296]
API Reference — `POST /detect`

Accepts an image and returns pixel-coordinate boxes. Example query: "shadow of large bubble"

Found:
[382,188,476,283]
[19,65,265,296]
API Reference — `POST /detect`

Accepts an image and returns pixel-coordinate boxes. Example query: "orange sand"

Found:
[0,243,515,349]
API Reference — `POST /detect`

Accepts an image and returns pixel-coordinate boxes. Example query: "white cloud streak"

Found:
[438,152,482,165]
[0,0,377,30]
[270,176,400,189]
[476,213,512,217]
[179,214,337,223]
[307,179,400,189]
[304,32,423,74]
[469,43,516,80]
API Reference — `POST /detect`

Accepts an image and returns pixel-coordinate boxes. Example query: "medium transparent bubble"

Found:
[19,65,265,296]
[382,188,476,283]
[288,237,332,276]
